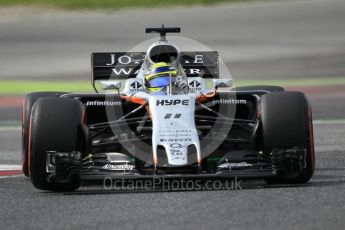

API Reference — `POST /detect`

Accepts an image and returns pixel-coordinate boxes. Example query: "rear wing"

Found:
[91,52,219,92]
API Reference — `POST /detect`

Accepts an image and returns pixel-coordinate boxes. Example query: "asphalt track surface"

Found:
[1,1,345,229]
[0,122,345,230]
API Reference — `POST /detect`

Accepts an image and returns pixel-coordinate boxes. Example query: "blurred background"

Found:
[0,0,344,125]
[1,1,345,229]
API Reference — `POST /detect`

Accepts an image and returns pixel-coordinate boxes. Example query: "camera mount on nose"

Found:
[146,25,181,41]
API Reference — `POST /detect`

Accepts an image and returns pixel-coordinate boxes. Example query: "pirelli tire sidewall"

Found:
[22,92,66,177]
[259,91,315,183]
[29,97,85,191]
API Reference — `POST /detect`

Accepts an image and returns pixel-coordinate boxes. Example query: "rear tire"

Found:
[22,92,66,177]
[29,97,85,191]
[259,92,315,184]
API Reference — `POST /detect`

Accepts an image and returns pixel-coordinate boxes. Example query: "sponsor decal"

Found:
[171,156,185,161]
[169,143,185,161]
[213,99,247,105]
[169,122,178,127]
[86,101,121,106]
[102,163,135,171]
[111,68,139,75]
[158,128,193,142]
[189,80,202,93]
[170,143,183,148]
[183,54,204,64]
[127,80,144,94]
[106,54,132,65]
[186,69,201,75]
[160,134,191,138]
[105,53,205,66]
[189,80,201,88]
[106,54,143,66]
[164,113,182,119]
[160,138,192,142]
[159,129,192,133]
[156,99,189,106]
[218,162,252,169]
[130,81,142,89]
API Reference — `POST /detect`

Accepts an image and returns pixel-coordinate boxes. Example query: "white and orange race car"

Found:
[22,26,315,191]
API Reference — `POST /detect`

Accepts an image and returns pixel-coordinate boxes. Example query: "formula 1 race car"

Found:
[22,26,315,191]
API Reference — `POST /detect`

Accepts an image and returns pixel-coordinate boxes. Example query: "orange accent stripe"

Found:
[308,104,315,174]
[82,108,86,124]
[122,95,151,117]
[21,99,25,172]
[121,95,146,105]
[153,153,158,166]
[81,108,87,154]
[197,156,201,165]
[28,114,33,177]
[196,91,216,102]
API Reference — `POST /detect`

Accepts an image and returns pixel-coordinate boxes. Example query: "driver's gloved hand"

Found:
[174,80,188,91]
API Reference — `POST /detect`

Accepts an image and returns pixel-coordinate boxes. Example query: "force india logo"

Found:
[156,99,189,106]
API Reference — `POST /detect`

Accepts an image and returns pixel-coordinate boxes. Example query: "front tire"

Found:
[29,97,85,191]
[259,92,315,184]
[22,92,66,177]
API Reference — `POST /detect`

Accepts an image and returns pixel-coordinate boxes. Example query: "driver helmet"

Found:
[144,62,177,93]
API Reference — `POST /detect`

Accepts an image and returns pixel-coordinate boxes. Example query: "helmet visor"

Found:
[147,76,176,88]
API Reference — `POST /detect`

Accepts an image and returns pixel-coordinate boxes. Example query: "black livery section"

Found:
[91,52,219,88]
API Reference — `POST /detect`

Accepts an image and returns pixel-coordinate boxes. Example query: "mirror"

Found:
[213,79,233,89]
[100,80,122,90]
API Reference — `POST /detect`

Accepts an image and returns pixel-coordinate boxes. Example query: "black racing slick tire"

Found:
[22,92,66,177]
[29,97,85,191]
[234,85,285,93]
[259,92,315,184]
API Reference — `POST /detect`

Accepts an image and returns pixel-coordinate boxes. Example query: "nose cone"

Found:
[164,144,189,166]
